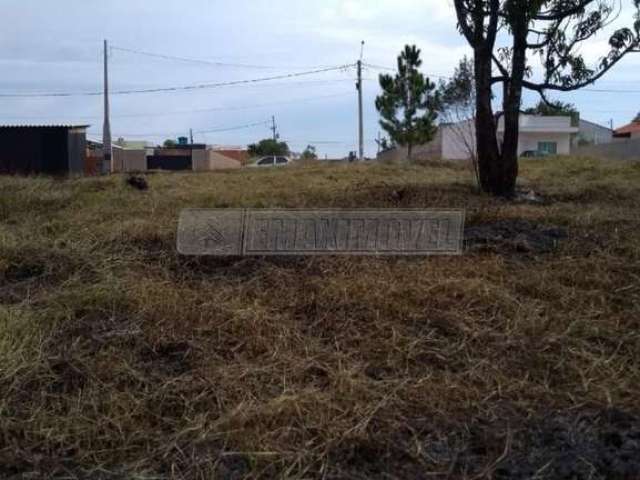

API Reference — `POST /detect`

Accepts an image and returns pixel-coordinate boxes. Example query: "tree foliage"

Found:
[248,139,290,157]
[453,0,640,197]
[438,56,475,115]
[163,139,177,148]
[438,57,481,187]
[375,45,440,159]
[634,111,640,122]
[524,100,577,116]
[524,99,579,124]
[375,136,395,153]
[300,145,318,160]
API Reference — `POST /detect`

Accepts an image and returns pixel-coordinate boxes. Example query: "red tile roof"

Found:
[614,121,640,135]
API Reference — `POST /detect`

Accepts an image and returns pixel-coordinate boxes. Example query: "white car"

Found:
[251,156,292,167]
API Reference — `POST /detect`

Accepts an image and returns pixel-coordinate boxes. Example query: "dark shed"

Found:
[0,125,90,175]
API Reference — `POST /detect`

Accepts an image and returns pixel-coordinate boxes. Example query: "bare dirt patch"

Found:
[465,218,568,254]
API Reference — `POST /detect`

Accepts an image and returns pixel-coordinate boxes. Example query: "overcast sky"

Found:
[2,0,639,157]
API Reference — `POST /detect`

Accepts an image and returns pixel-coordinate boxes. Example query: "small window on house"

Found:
[537,141,558,155]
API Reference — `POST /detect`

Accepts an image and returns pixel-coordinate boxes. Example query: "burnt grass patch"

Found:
[423,408,640,480]
[341,181,490,209]
[0,247,94,304]
[138,341,195,377]
[322,408,640,479]
[465,218,568,254]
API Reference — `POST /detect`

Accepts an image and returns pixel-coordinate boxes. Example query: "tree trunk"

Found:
[473,47,502,194]
[497,13,528,198]
[472,30,528,197]
[407,142,413,161]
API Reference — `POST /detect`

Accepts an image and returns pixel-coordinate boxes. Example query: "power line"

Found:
[0,92,354,121]
[0,64,356,98]
[363,62,640,93]
[196,120,270,134]
[111,45,338,70]
[88,119,270,138]
[362,62,396,72]
[363,62,451,80]
[581,87,640,93]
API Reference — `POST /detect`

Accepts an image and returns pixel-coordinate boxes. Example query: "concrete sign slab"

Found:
[177,209,465,256]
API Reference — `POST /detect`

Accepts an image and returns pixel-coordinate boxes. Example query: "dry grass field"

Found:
[1,157,639,479]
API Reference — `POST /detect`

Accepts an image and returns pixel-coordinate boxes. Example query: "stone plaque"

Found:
[177,209,465,256]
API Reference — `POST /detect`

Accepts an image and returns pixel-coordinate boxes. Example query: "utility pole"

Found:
[271,115,278,141]
[102,39,112,174]
[356,41,365,161]
[190,128,194,145]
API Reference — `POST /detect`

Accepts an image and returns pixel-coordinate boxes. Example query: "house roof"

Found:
[614,121,640,135]
[497,114,579,134]
[0,124,90,129]
[579,119,613,132]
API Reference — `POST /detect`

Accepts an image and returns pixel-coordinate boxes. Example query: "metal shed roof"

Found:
[0,124,91,129]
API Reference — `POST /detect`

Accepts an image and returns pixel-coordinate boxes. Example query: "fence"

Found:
[573,138,640,161]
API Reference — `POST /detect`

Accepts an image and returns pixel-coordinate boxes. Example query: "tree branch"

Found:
[522,43,639,92]
[535,0,598,21]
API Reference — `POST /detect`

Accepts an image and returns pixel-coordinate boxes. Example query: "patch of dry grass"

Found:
[1,158,639,479]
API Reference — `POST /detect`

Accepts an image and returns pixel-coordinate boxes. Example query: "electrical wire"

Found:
[0,64,356,98]
[0,92,354,121]
[87,120,270,138]
[362,62,640,93]
[362,62,451,80]
[111,45,339,70]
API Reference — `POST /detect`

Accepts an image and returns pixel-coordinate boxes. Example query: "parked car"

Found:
[521,150,552,158]
[250,156,292,167]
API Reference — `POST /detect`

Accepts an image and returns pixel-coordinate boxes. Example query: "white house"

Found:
[442,114,579,160]
[378,114,582,162]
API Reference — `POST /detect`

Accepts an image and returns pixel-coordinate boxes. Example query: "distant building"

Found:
[109,142,243,173]
[0,125,89,175]
[209,146,250,165]
[570,119,640,160]
[572,119,613,150]
[114,138,153,149]
[378,115,579,162]
[614,120,640,139]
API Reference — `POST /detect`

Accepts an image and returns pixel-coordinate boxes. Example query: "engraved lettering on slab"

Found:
[178,209,465,256]
[177,209,244,256]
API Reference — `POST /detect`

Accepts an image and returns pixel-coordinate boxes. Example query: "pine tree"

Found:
[375,45,439,160]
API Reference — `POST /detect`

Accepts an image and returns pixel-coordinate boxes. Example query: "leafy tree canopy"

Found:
[300,145,318,160]
[248,139,290,157]
[524,99,580,124]
[438,56,475,114]
[163,139,177,148]
[524,100,577,116]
